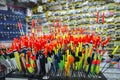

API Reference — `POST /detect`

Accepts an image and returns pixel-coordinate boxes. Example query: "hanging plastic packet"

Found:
[115,12,120,17]
[115,5,120,11]
[116,25,120,29]
[114,17,120,23]
[104,11,114,17]
[107,4,115,10]
[114,0,120,3]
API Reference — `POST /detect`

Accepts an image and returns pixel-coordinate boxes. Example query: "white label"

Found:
[26,8,32,16]
[0,0,6,6]
[38,6,43,12]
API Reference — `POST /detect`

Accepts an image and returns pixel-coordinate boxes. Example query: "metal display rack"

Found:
[4,71,107,80]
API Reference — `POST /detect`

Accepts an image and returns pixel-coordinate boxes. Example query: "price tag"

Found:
[38,6,43,12]
[0,0,6,6]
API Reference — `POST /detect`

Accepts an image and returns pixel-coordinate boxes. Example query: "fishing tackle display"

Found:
[0,19,113,78]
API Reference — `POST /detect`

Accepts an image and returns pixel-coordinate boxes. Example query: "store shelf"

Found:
[46,0,120,55]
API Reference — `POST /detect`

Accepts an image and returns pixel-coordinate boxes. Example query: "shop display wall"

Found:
[47,0,120,54]
[0,6,26,41]
[26,11,49,33]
